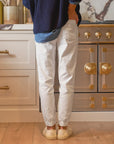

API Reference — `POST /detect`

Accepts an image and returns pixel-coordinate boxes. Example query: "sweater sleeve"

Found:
[22,0,30,9]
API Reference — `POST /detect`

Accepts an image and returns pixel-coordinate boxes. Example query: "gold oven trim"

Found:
[79,24,114,28]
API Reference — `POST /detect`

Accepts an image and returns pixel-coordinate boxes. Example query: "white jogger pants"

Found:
[35,19,78,126]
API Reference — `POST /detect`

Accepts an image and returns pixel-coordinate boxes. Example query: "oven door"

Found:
[99,44,114,92]
[54,44,98,92]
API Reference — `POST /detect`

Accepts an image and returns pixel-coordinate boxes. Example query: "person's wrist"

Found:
[68,3,76,10]
[68,3,77,20]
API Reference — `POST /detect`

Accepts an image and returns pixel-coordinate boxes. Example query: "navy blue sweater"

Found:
[23,0,82,34]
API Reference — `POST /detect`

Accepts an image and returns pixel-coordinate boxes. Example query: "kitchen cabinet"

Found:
[0,30,37,108]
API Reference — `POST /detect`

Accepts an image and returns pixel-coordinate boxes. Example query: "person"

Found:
[23,0,82,140]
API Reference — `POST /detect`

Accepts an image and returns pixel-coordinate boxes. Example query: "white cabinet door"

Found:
[0,70,36,105]
[0,33,36,69]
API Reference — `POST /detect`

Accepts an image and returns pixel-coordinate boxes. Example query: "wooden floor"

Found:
[0,122,114,144]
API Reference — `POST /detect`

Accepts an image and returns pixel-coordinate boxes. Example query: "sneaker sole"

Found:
[42,132,57,140]
[57,131,73,140]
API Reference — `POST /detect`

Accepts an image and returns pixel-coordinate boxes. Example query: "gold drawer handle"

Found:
[0,50,9,55]
[90,96,95,101]
[84,63,96,90]
[90,103,95,108]
[100,62,112,74]
[0,86,10,90]
[84,63,97,75]
[89,84,94,89]
[102,96,107,108]
[90,96,95,108]
[102,104,107,108]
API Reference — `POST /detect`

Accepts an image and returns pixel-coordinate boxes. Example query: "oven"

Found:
[52,24,114,112]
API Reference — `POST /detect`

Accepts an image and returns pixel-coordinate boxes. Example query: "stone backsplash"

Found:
[80,0,114,23]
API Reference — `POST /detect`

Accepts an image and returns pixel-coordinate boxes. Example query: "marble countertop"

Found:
[0,21,114,31]
[0,24,33,31]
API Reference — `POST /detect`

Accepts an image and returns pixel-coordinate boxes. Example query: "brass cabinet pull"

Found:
[89,96,95,101]
[100,62,112,75]
[102,96,107,108]
[0,50,9,55]
[90,103,95,108]
[89,96,95,108]
[84,63,97,89]
[84,63,97,75]
[100,48,112,89]
[0,86,10,90]
[84,48,96,90]
[89,84,94,89]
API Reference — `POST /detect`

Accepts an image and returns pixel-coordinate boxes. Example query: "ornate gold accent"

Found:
[90,96,95,101]
[102,104,107,108]
[95,32,102,39]
[102,96,107,108]
[90,103,95,108]
[84,63,97,75]
[79,42,114,44]
[102,48,107,52]
[89,84,94,89]
[0,86,9,90]
[84,32,91,39]
[100,62,112,74]
[79,24,114,27]
[102,84,107,89]
[90,96,95,108]
[106,32,112,39]
[102,96,107,101]
[0,50,9,55]
[89,48,94,52]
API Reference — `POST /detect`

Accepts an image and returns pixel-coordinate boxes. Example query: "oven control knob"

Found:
[84,32,91,39]
[95,32,102,39]
[106,32,112,39]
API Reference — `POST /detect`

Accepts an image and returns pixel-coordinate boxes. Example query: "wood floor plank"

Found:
[0,122,114,144]
[87,122,114,144]
[1,123,24,144]
[18,123,34,144]
[0,123,9,144]
[33,122,58,144]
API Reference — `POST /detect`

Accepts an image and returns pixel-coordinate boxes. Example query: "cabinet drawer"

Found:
[0,34,35,69]
[0,70,36,105]
[53,93,99,112]
[100,93,114,111]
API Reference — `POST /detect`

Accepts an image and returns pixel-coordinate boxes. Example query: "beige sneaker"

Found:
[42,127,57,140]
[57,126,73,140]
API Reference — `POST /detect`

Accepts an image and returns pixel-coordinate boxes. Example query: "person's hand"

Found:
[68,3,79,24]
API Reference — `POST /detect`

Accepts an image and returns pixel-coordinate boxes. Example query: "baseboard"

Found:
[0,110,114,122]
[70,112,114,121]
[0,109,43,122]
